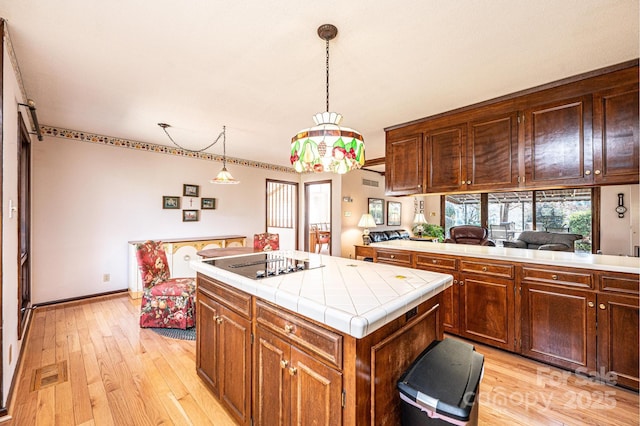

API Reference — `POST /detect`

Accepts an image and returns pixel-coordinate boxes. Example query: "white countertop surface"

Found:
[371,240,640,274]
[191,251,452,339]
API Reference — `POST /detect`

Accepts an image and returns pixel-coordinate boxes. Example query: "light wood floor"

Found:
[3,294,638,425]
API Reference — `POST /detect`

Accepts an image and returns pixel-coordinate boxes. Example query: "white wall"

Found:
[600,184,639,256]
[31,137,296,304]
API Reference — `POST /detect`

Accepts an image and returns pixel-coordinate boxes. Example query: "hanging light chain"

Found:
[325,38,330,113]
[158,123,225,153]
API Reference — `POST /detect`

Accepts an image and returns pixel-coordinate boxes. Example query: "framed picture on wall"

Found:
[201,198,216,209]
[183,184,200,197]
[182,210,199,222]
[368,198,384,225]
[162,196,180,209]
[387,201,401,226]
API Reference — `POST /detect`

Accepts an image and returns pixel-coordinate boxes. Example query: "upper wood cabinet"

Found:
[523,95,593,187]
[385,61,639,195]
[385,133,423,195]
[592,84,640,185]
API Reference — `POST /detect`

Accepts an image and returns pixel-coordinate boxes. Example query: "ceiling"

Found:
[2,1,638,169]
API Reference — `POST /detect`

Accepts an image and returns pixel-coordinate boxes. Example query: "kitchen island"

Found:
[190,251,453,425]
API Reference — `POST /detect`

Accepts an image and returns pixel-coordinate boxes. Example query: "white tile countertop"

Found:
[191,251,452,339]
[371,240,640,274]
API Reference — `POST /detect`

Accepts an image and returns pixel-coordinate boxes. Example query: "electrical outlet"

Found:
[430,211,437,217]
[103,273,110,283]
[344,211,351,217]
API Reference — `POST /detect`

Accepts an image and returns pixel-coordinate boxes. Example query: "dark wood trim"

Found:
[592,187,601,254]
[33,289,128,309]
[363,157,385,167]
[385,59,639,131]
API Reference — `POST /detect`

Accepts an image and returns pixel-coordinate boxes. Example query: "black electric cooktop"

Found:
[204,253,325,280]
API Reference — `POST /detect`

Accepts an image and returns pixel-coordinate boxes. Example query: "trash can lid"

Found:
[397,338,484,421]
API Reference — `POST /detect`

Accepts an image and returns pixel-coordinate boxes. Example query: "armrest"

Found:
[503,240,526,249]
[538,243,570,251]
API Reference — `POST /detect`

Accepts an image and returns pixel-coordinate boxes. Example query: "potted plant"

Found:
[412,223,444,241]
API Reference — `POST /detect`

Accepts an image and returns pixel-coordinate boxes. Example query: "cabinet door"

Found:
[459,275,514,350]
[196,292,220,394]
[467,112,519,190]
[219,306,252,425]
[426,125,465,192]
[597,294,639,390]
[524,96,593,186]
[385,134,424,195]
[520,283,597,371]
[290,346,343,426]
[593,84,639,184]
[440,276,460,335]
[254,327,290,426]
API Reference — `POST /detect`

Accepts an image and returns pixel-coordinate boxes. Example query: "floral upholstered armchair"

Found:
[135,240,196,329]
[253,233,280,251]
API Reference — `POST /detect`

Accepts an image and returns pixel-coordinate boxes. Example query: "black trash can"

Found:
[397,338,484,426]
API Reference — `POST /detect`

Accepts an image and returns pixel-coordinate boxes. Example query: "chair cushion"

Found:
[149,278,195,297]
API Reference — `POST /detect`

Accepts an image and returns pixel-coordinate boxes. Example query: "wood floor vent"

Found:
[30,361,68,391]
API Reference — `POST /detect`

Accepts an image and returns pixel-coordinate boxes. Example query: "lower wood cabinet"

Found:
[197,277,252,426]
[254,327,343,426]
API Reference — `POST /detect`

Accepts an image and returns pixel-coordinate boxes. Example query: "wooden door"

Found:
[524,96,593,186]
[596,293,639,390]
[254,327,290,426]
[219,305,252,425]
[520,283,597,371]
[196,292,221,394]
[440,276,460,335]
[290,346,343,426]
[459,275,514,350]
[385,133,424,195]
[426,125,465,192]
[467,112,519,190]
[592,84,639,184]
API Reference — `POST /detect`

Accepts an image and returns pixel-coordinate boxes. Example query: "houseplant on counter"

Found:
[411,222,444,242]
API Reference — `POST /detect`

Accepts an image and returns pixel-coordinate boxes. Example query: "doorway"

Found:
[304,181,332,255]
[266,179,298,250]
[18,113,31,338]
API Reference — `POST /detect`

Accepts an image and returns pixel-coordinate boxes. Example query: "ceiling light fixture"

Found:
[158,123,239,184]
[290,24,365,174]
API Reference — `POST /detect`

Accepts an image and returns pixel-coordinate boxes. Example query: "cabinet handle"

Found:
[551,274,558,280]
[215,316,223,324]
[588,301,595,308]
[460,281,464,286]
[461,181,465,185]
[289,367,297,376]
[466,180,472,185]
[432,259,437,264]
[453,279,458,284]
[280,360,288,369]
[599,303,606,310]
[390,254,395,259]
[284,324,294,333]
[482,266,487,272]
[594,170,601,175]
[585,170,591,175]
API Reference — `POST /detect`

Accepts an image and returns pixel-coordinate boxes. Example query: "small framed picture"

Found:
[182,210,199,222]
[368,198,384,225]
[162,196,180,209]
[201,198,216,210]
[183,184,200,197]
[387,201,401,226]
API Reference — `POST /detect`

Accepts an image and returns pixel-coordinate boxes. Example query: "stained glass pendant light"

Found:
[290,24,365,174]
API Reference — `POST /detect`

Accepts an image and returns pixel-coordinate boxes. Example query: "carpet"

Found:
[150,326,196,341]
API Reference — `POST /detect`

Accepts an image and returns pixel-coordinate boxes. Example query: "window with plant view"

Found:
[444,188,594,252]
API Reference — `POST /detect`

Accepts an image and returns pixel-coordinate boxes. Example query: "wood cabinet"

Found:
[374,248,413,267]
[254,326,342,426]
[385,133,423,195]
[196,275,252,425]
[385,61,639,194]
[415,253,460,334]
[592,84,640,184]
[523,95,593,187]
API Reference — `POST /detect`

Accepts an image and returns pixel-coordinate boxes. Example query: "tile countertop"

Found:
[190,251,452,339]
[371,240,640,274]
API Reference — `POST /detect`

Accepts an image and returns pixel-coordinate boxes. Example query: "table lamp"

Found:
[358,213,377,245]
[413,213,428,237]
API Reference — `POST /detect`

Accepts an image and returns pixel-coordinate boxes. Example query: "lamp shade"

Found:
[358,213,377,228]
[210,166,240,184]
[291,112,365,174]
[413,213,427,224]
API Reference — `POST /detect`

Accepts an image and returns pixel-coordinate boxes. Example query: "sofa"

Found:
[502,231,583,252]
[444,225,495,246]
[368,229,410,243]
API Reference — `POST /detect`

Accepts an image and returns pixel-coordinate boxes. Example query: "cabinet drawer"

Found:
[521,266,593,289]
[255,300,342,369]
[599,272,640,295]
[460,260,514,279]
[197,273,252,318]
[415,253,457,271]
[375,249,412,266]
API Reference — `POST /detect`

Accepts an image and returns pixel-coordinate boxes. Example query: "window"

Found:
[444,188,595,251]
